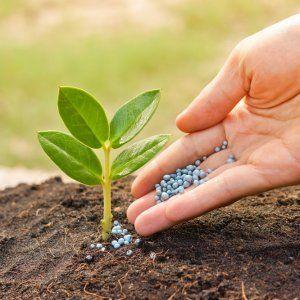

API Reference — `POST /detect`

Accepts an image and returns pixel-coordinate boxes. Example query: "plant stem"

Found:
[101,143,112,240]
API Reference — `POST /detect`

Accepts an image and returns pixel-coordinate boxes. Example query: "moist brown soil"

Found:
[0,177,299,300]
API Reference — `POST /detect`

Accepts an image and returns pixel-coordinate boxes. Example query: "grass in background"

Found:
[0,0,299,168]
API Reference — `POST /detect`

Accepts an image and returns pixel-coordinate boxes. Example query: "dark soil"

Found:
[0,177,299,299]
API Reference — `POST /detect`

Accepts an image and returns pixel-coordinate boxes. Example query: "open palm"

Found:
[127,15,300,236]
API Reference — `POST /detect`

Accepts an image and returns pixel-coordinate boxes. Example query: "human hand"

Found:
[127,15,300,236]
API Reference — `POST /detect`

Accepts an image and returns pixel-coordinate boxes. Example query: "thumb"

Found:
[176,47,247,133]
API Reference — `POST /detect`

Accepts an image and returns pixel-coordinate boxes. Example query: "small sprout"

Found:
[150,252,156,260]
[38,87,170,240]
[113,220,119,226]
[90,243,95,249]
[96,243,102,249]
[101,247,106,252]
[126,250,133,256]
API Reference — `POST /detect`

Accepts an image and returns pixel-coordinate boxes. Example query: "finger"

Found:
[176,47,247,133]
[134,164,270,236]
[127,191,155,224]
[134,200,179,235]
[131,124,225,198]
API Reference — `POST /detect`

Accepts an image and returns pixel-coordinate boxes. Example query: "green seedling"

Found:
[38,87,170,240]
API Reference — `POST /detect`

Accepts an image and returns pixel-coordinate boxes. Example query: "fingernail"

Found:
[177,109,187,119]
[176,110,186,125]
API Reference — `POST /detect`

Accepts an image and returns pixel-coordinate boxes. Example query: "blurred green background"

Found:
[0,0,299,169]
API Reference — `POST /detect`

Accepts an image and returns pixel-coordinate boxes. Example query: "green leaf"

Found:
[58,86,109,149]
[111,134,170,180]
[110,89,160,148]
[38,131,102,185]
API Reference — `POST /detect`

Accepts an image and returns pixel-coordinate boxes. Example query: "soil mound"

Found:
[0,177,299,299]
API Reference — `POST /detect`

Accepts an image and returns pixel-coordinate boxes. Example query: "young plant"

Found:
[38,87,169,240]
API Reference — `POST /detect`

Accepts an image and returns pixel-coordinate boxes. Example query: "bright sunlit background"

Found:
[0,0,299,170]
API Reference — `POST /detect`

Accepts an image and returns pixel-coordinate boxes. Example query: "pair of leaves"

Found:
[38,87,169,185]
[58,87,160,149]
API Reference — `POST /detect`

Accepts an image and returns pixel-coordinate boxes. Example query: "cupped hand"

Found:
[127,15,300,236]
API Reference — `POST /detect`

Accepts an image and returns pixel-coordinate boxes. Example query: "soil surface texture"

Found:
[0,177,299,299]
